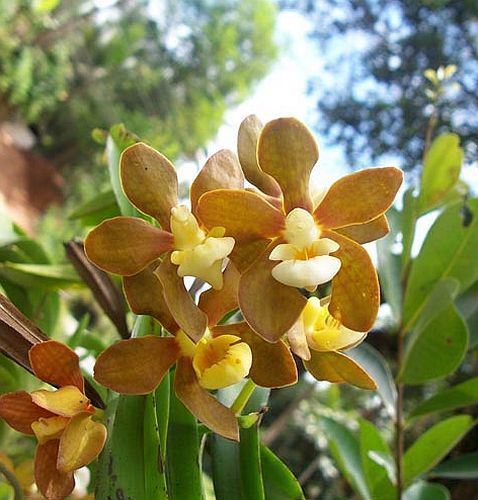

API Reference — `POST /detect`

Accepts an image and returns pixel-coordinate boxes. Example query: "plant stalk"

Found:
[231,379,256,415]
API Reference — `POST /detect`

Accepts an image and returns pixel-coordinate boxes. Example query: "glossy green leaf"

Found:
[260,444,305,500]
[401,188,416,272]
[403,198,478,328]
[456,281,478,349]
[403,481,450,500]
[376,207,402,324]
[359,419,395,500]
[348,343,396,417]
[409,378,478,418]
[430,452,478,479]
[211,433,242,500]
[0,263,81,290]
[403,415,474,486]
[418,133,463,214]
[240,424,265,500]
[107,124,141,218]
[321,416,371,500]
[167,371,202,499]
[400,302,468,384]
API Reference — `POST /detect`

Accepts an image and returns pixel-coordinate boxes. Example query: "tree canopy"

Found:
[0,0,277,165]
[285,0,478,169]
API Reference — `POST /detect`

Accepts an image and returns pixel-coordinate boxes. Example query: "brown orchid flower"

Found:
[84,143,245,340]
[196,116,403,343]
[93,262,297,441]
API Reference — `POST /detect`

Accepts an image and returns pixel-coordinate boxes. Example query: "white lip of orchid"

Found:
[269,208,341,291]
[169,204,235,289]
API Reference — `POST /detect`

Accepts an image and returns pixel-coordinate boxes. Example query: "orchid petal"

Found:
[31,386,90,417]
[174,357,239,441]
[237,115,281,197]
[271,255,341,291]
[286,317,311,360]
[258,117,318,212]
[120,143,178,230]
[304,350,377,390]
[35,440,75,500]
[94,336,180,394]
[190,149,244,215]
[324,230,380,332]
[32,416,69,445]
[269,243,298,261]
[85,217,174,276]
[57,413,107,472]
[239,243,307,342]
[197,189,285,242]
[29,340,84,392]
[198,263,240,326]
[0,391,53,434]
[213,323,298,388]
[155,258,208,342]
[229,239,270,273]
[123,263,179,334]
[335,214,390,244]
[314,167,403,229]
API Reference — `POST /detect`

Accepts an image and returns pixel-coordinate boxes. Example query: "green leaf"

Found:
[456,281,478,349]
[348,343,397,417]
[0,263,81,290]
[377,207,402,324]
[418,133,463,214]
[409,378,478,418]
[403,481,450,500]
[68,190,120,226]
[321,416,371,500]
[403,199,478,328]
[260,444,305,500]
[359,419,395,500]
[107,124,141,218]
[211,382,270,500]
[240,424,265,500]
[408,278,459,334]
[430,452,478,479]
[401,188,416,272]
[167,371,202,499]
[97,395,146,498]
[400,302,468,384]
[211,433,242,500]
[403,415,474,486]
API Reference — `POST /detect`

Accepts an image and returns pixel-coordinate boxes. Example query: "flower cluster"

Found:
[0,341,106,499]
[0,116,402,475]
[83,115,402,440]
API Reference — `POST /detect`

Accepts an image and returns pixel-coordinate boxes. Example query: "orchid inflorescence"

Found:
[0,116,402,498]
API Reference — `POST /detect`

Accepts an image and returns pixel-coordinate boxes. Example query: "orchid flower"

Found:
[197,116,403,342]
[84,144,246,340]
[291,297,376,389]
[0,341,106,500]
[93,262,297,441]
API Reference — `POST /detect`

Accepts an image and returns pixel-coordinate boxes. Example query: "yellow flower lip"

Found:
[192,334,252,390]
[303,297,366,351]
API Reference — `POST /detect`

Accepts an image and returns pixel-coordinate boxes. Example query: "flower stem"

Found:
[231,379,256,415]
